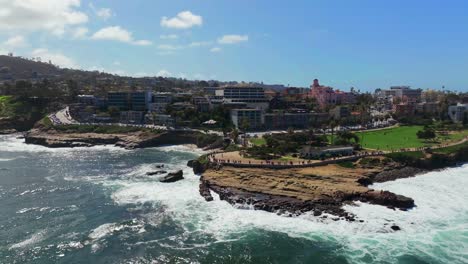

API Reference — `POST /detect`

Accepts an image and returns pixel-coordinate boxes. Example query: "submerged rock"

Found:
[146,170,167,176]
[159,170,184,183]
[199,179,213,201]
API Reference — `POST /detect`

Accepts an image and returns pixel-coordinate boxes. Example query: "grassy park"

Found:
[250,137,266,146]
[357,125,468,150]
[356,126,427,150]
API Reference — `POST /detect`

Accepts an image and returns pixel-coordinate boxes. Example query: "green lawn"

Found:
[356,126,430,150]
[250,137,266,146]
[433,141,468,154]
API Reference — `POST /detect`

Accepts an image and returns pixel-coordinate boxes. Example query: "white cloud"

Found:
[0,0,88,35]
[113,61,121,66]
[89,3,113,20]
[3,35,27,49]
[210,47,221,53]
[72,27,88,39]
[156,70,171,77]
[91,26,152,46]
[161,11,202,29]
[218,34,248,44]
[157,44,183,51]
[133,39,152,46]
[189,41,212,47]
[31,48,77,68]
[160,34,178,40]
[96,8,112,20]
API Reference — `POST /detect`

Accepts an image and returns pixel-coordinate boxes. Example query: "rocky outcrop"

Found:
[201,178,415,220]
[146,170,167,176]
[359,190,414,210]
[24,128,221,150]
[199,178,213,201]
[198,159,420,220]
[159,170,184,183]
[203,179,356,220]
[372,166,426,183]
[188,159,209,174]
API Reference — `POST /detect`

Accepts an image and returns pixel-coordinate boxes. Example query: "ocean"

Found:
[0,134,467,264]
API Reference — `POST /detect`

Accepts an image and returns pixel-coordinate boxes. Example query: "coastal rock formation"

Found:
[159,170,184,183]
[372,166,426,183]
[24,128,221,150]
[199,159,417,219]
[359,190,414,209]
[199,178,213,201]
[146,170,167,176]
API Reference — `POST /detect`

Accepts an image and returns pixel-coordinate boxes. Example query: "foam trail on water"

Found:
[0,134,128,153]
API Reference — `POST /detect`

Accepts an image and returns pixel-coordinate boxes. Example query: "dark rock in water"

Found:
[373,167,425,183]
[359,190,414,210]
[187,160,194,168]
[391,225,401,231]
[159,170,183,183]
[199,179,213,201]
[146,170,167,176]
[155,164,164,169]
[357,177,373,186]
[191,160,207,174]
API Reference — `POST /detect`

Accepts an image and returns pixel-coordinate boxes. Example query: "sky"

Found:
[0,0,467,92]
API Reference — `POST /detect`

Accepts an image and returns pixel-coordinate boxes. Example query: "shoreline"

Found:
[12,128,468,224]
[23,127,223,150]
[194,156,466,223]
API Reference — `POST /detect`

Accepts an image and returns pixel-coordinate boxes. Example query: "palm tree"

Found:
[329,118,338,145]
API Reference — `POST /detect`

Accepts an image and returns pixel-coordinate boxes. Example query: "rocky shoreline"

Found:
[192,157,429,222]
[24,128,223,150]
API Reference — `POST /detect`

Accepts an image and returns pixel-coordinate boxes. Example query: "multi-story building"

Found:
[147,114,175,127]
[149,93,172,113]
[448,103,468,123]
[217,86,270,110]
[394,103,416,116]
[264,111,328,130]
[415,102,439,115]
[108,91,152,111]
[308,79,356,109]
[77,95,96,105]
[231,109,264,130]
[120,111,145,124]
[108,92,129,110]
[390,86,422,103]
[204,87,218,96]
[329,106,350,120]
[192,96,210,112]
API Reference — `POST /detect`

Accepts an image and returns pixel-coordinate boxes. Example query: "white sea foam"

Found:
[0,134,127,153]
[109,158,468,263]
[155,144,207,155]
[9,230,47,250]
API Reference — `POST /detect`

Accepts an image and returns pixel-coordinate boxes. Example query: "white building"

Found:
[448,103,468,123]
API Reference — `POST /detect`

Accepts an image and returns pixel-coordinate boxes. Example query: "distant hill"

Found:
[0,55,62,79]
[0,55,122,83]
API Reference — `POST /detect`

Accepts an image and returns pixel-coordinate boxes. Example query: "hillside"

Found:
[0,55,63,79]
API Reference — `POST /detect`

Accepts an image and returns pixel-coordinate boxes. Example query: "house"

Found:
[231,109,264,130]
[448,103,468,123]
[300,146,354,159]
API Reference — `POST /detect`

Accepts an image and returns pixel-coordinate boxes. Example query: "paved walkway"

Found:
[209,136,468,169]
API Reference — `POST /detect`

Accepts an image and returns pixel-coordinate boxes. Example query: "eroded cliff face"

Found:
[24,128,220,149]
[198,159,419,220]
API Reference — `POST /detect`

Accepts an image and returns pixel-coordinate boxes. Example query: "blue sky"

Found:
[0,0,467,92]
